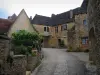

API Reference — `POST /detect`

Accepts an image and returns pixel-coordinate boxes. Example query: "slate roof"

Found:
[31,0,88,26]
[32,11,74,26]
[81,0,89,10]
[51,11,74,26]
[0,18,13,34]
[31,14,51,26]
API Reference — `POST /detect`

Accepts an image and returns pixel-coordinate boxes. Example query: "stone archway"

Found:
[89,27,96,63]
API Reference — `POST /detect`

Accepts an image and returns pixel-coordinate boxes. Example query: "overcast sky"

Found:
[0,0,83,18]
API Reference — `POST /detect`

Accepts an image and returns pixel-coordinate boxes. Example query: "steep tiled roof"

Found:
[0,18,13,34]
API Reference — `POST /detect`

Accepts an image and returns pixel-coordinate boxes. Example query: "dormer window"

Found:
[55,26,58,33]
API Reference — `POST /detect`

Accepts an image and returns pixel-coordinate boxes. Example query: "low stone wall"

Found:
[27,56,38,71]
[11,55,27,75]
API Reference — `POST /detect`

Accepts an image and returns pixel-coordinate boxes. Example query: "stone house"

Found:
[31,12,74,48]
[30,1,89,49]
[31,14,53,48]
[67,1,89,51]
[7,9,37,37]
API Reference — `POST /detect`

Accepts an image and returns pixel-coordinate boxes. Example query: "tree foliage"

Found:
[11,30,43,55]
[12,30,42,46]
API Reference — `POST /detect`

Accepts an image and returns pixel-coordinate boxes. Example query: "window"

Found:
[83,20,87,25]
[61,24,67,31]
[44,27,49,32]
[55,27,58,33]
[44,27,46,31]
[47,27,49,32]
[81,37,88,44]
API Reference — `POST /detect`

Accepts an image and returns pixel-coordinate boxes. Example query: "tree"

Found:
[11,30,43,55]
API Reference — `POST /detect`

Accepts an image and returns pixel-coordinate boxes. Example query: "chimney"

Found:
[51,14,55,17]
[30,16,32,20]
[70,10,73,18]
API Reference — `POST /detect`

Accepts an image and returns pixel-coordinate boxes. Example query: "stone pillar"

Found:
[88,0,100,74]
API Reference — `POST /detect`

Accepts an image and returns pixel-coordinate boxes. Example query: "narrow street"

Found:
[32,48,87,75]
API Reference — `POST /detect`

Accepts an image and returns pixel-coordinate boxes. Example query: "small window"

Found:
[82,37,88,44]
[44,27,46,31]
[83,20,87,25]
[47,27,49,32]
[55,27,58,33]
[61,24,67,31]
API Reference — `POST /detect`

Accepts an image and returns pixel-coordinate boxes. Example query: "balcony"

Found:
[43,32,51,36]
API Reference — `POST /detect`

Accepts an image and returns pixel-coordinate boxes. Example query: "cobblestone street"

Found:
[31,48,87,75]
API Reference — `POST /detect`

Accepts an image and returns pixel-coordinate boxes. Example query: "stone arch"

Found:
[89,27,96,62]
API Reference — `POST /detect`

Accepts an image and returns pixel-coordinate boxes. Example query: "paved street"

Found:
[32,48,87,75]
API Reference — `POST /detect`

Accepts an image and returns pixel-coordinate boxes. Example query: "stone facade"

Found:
[67,13,89,51]
[87,0,100,74]
[74,14,89,51]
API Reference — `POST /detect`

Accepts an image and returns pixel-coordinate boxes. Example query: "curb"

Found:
[31,62,42,75]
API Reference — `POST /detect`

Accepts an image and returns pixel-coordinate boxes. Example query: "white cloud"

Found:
[0,0,83,18]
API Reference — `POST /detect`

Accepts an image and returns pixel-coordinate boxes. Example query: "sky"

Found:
[0,0,83,18]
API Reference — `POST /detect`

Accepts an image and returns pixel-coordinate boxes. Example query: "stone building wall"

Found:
[75,14,89,50]
[0,37,11,75]
[67,26,76,50]
[88,0,100,74]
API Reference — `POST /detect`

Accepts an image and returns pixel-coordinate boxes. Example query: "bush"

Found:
[67,46,73,52]
[11,30,43,56]
[75,47,82,52]
[32,51,37,57]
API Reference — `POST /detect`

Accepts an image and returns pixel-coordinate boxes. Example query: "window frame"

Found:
[61,24,67,31]
[44,27,46,31]
[83,19,87,26]
[55,26,58,33]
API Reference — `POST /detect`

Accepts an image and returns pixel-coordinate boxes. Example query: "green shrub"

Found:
[75,47,82,52]
[67,46,73,52]
[32,52,37,57]
[11,30,43,56]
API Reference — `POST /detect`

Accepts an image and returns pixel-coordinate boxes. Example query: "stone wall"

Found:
[4,55,27,75]
[75,14,89,50]
[0,35,27,75]
[11,55,27,75]
[88,0,100,74]
[27,56,38,71]
[0,36,11,75]
[67,26,76,50]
